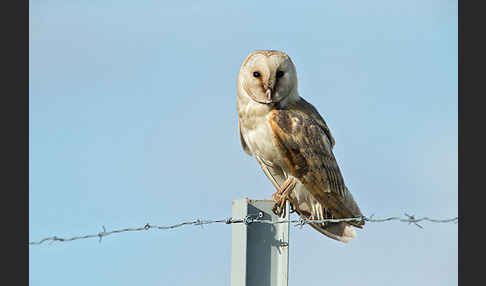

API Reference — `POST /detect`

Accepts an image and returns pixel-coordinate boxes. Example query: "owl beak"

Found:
[265,89,272,102]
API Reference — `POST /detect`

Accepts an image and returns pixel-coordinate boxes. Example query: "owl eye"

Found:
[276,71,284,78]
[253,71,261,78]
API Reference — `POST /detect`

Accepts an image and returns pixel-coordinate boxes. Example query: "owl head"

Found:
[237,50,298,105]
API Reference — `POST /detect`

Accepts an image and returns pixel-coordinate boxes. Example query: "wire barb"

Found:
[98,226,107,243]
[29,214,458,246]
[404,213,423,229]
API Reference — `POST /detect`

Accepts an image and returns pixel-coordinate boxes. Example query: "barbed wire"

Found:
[29,213,458,245]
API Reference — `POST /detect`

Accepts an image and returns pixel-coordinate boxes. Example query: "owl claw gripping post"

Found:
[237,50,365,243]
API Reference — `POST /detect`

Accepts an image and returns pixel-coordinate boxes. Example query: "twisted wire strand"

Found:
[29,214,458,245]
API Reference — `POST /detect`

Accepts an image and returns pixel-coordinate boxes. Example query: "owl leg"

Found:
[255,156,280,188]
[255,155,285,200]
[254,155,296,215]
[272,177,297,217]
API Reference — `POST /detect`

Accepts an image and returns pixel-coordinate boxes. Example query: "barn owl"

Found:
[237,50,364,243]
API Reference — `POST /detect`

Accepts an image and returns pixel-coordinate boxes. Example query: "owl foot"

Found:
[270,192,281,202]
[271,177,296,217]
[271,193,295,213]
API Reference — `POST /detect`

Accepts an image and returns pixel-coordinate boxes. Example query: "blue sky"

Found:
[30,1,457,285]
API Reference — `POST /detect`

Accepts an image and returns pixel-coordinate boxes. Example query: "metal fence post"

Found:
[231,198,290,286]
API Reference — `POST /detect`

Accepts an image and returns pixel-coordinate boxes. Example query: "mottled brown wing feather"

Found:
[290,97,335,148]
[269,101,364,227]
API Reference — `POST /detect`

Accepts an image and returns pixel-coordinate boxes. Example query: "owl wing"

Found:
[238,119,252,156]
[290,97,335,148]
[269,98,364,227]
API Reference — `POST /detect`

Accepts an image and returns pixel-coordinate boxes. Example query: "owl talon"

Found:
[289,202,296,213]
[272,204,280,215]
[272,201,287,217]
[272,203,285,217]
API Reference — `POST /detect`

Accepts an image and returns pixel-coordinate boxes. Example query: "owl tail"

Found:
[308,222,357,243]
[288,183,363,243]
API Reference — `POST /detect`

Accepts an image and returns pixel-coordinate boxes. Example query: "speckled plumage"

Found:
[237,50,364,243]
